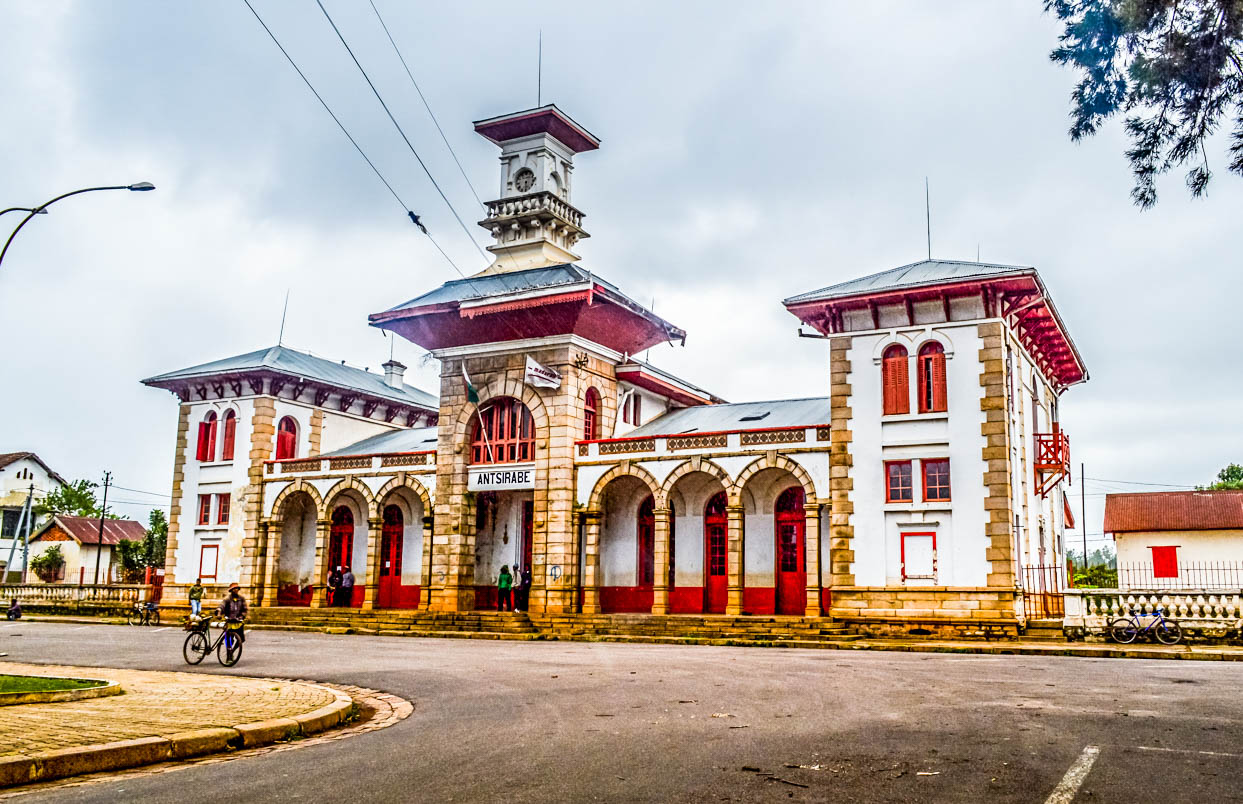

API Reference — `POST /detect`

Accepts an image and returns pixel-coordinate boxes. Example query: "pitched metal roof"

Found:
[322,427,439,457]
[625,397,830,437]
[142,346,437,410]
[1104,491,1243,534]
[32,515,147,545]
[0,452,67,485]
[784,259,1033,305]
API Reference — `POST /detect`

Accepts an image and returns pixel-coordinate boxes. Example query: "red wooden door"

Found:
[704,492,728,614]
[377,505,403,608]
[328,507,353,574]
[774,487,806,615]
[521,501,534,570]
[638,496,655,588]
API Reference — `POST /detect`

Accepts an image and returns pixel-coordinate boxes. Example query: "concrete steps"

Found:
[1023,619,1068,641]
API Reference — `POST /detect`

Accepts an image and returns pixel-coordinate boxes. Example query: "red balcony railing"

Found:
[1034,425,1070,497]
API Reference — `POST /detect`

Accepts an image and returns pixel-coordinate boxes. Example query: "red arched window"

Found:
[220,409,237,462]
[196,411,218,462]
[882,344,910,415]
[583,387,600,440]
[275,416,298,461]
[471,397,535,464]
[917,341,947,413]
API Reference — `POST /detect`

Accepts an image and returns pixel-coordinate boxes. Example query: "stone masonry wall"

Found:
[978,321,1015,593]
[828,337,854,587]
[162,404,190,598]
[239,397,276,598]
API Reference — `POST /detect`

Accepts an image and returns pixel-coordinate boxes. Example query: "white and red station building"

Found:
[145,103,1086,634]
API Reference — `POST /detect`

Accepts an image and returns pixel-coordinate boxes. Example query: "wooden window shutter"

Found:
[882,347,909,415]
[1151,546,1179,578]
[221,414,236,461]
[196,422,210,461]
[931,351,947,412]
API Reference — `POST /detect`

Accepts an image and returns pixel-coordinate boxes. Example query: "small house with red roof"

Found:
[28,515,147,584]
[1105,491,1243,584]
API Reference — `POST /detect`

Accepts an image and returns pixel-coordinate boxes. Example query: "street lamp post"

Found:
[0,183,155,272]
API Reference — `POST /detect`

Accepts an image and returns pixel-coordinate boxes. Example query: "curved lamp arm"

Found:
[0,183,155,271]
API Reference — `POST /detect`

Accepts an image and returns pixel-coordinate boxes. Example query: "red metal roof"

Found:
[473,105,600,153]
[1103,491,1243,534]
[33,515,148,545]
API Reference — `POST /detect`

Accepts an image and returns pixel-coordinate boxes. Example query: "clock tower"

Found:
[473,104,600,274]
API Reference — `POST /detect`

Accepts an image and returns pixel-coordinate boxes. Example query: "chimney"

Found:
[382,359,406,389]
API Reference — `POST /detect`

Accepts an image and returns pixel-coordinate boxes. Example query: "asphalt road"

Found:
[2,621,1242,803]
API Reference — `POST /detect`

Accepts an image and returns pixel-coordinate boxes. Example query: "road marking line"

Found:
[1,624,20,629]
[1136,746,1243,759]
[71,626,93,631]
[1045,745,1100,804]
[152,627,170,633]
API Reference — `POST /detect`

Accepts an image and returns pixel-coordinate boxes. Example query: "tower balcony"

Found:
[481,190,585,233]
[1033,425,1071,498]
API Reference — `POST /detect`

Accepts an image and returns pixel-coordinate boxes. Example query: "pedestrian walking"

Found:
[497,565,513,612]
[188,578,204,618]
[519,565,533,611]
[326,566,342,607]
[340,565,356,607]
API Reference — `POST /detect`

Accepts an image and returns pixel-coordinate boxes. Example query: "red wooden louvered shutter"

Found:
[221,412,236,461]
[917,342,947,413]
[196,422,210,461]
[882,346,909,415]
[931,351,947,412]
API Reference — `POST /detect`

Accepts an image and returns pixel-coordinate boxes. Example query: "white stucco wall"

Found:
[474,491,532,584]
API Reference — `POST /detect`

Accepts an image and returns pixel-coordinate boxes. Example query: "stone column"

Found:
[803,503,823,618]
[829,337,856,588]
[726,503,745,616]
[259,521,280,607]
[652,506,672,615]
[420,516,434,610]
[581,509,602,614]
[309,518,331,608]
[361,516,382,610]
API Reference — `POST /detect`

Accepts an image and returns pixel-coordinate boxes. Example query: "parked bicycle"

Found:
[182,617,244,666]
[1109,605,1183,645]
[127,601,161,627]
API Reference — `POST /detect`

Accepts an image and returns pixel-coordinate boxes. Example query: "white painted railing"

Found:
[1064,589,1243,638]
[0,583,148,606]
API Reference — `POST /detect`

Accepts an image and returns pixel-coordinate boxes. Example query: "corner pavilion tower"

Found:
[370,105,688,613]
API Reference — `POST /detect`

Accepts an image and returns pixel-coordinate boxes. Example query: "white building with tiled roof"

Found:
[143,102,1087,638]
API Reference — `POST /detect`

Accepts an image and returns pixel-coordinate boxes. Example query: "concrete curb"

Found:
[0,683,354,788]
[0,679,121,707]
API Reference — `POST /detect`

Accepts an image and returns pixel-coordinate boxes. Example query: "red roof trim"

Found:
[473,107,600,153]
[615,366,715,407]
[460,290,593,319]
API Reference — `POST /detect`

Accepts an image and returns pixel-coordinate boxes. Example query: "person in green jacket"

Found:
[188,578,204,618]
[497,565,513,612]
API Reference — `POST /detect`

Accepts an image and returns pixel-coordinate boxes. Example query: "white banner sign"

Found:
[468,464,536,491]
[524,355,561,389]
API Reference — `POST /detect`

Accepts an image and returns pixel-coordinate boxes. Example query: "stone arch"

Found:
[587,462,660,511]
[659,457,738,507]
[911,329,955,360]
[323,476,374,518]
[371,475,432,519]
[267,479,323,523]
[450,375,551,443]
[735,454,820,506]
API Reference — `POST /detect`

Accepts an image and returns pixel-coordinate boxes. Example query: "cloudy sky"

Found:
[3,2,1239,549]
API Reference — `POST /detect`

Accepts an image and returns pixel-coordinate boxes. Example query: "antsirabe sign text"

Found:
[467,463,536,491]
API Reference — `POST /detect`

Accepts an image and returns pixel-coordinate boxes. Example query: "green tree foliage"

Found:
[1200,462,1243,489]
[33,479,118,520]
[115,510,170,582]
[1072,563,1119,588]
[30,545,65,582]
[1045,1,1243,207]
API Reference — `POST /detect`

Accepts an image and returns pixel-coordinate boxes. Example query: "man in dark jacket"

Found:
[217,582,249,642]
[339,566,356,607]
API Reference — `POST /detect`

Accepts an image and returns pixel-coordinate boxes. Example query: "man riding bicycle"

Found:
[217,582,249,643]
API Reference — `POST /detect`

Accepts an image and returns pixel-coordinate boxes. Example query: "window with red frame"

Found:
[917,341,947,413]
[199,544,218,581]
[275,416,297,461]
[1151,545,1179,578]
[885,461,913,503]
[196,412,217,462]
[197,494,211,526]
[470,397,535,464]
[216,493,230,525]
[584,387,600,440]
[220,409,237,461]
[882,344,910,415]
[922,459,951,502]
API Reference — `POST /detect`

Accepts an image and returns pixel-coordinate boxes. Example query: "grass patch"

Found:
[0,674,106,694]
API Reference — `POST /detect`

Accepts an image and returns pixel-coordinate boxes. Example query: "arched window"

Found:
[275,416,298,461]
[917,341,947,413]
[882,344,910,415]
[470,397,535,464]
[220,409,237,462]
[637,495,655,586]
[196,411,218,462]
[583,387,600,440]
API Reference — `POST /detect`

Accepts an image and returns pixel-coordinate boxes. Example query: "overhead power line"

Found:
[240,0,466,277]
[1084,476,1197,489]
[316,0,490,270]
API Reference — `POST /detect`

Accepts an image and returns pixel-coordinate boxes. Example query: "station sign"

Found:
[468,463,536,491]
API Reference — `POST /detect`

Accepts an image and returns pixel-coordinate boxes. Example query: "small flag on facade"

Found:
[463,362,479,403]
[524,356,561,389]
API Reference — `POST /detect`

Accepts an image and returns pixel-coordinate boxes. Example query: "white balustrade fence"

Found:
[1064,588,1243,639]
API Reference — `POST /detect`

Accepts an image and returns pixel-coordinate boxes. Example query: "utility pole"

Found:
[21,483,33,582]
[93,472,111,585]
[3,485,31,584]
[1080,462,1088,570]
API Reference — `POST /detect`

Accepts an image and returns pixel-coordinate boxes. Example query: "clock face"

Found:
[514,168,535,193]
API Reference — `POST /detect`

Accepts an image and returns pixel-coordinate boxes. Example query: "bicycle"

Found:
[182,617,245,666]
[1109,605,1183,645]
[127,602,161,627]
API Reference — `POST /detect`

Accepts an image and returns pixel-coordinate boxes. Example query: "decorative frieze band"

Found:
[599,439,656,455]
[740,429,805,446]
[668,434,729,451]
[329,456,371,470]
[280,459,322,474]
[381,453,431,468]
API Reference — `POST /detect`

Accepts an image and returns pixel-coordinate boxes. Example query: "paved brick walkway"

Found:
[0,662,337,759]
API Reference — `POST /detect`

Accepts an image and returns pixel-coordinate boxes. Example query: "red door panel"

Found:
[378,505,403,608]
[775,487,806,615]
[638,496,655,589]
[704,492,728,614]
